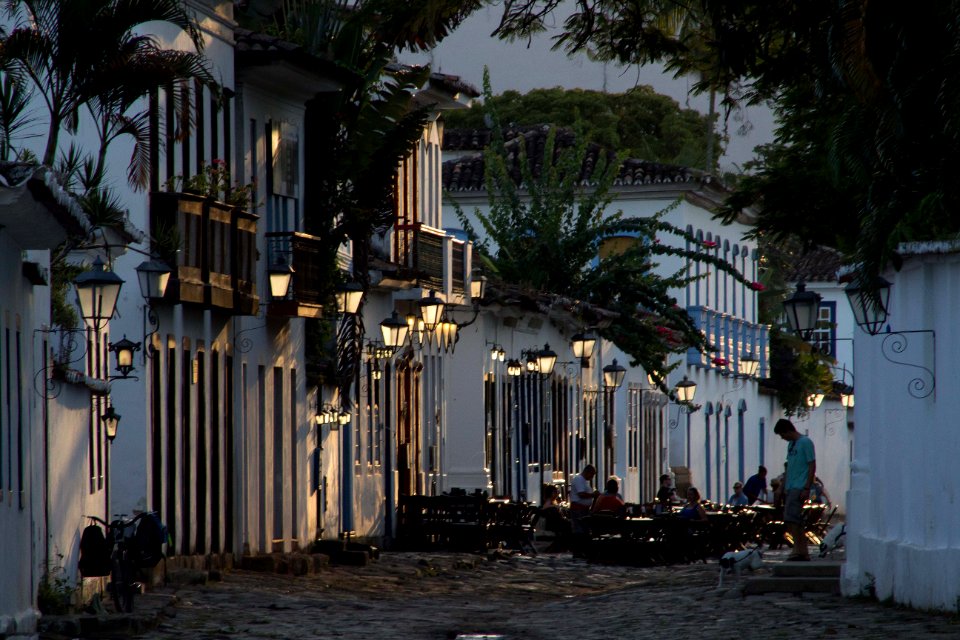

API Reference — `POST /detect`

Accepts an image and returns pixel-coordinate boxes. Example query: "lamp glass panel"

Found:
[269,270,292,299]
[419,292,445,330]
[538,347,557,375]
[676,379,697,403]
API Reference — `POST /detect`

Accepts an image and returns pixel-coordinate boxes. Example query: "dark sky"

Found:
[401,4,775,172]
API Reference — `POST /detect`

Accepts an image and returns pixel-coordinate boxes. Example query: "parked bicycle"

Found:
[84,513,149,613]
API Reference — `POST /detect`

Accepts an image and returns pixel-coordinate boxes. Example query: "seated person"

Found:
[655,473,678,514]
[592,478,626,515]
[539,484,571,547]
[727,482,750,507]
[810,477,831,505]
[743,465,767,504]
[677,487,709,522]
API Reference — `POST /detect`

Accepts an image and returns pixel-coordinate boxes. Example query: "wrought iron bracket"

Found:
[880,330,936,400]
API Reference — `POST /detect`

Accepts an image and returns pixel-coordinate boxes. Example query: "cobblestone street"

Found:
[135,549,960,640]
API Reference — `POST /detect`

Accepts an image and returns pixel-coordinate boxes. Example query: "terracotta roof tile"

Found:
[784,246,844,283]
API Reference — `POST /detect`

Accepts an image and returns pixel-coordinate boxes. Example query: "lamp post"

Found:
[101,403,121,526]
[535,344,557,498]
[602,359,626,481]
[135,259,171,361]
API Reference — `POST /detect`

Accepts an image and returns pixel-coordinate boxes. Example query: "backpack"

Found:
[78,524,112,577]
[134,512,167,568]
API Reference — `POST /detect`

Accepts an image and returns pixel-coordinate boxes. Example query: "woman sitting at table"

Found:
[677,487,709,522]
[539,484,572,550]
[592,478,626,516]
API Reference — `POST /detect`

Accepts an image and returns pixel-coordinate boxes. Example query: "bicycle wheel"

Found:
[110,555,134,613]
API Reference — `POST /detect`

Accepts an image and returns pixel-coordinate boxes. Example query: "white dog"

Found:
[819,523,846,557]
[718,546,764,587]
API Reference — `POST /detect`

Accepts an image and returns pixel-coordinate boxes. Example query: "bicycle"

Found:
[85,513,147,613]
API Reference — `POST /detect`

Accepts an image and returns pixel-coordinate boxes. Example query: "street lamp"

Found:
[738,351,760,378]
[135,259,171,300]
[806,392,825,408]
[336,281,364,315]
[108,336,141,378]
[571,331,597,368]
[380,311,409,350]
[675,376,697,403]
[525,351,539,372]
[840,386,855,408]
[537,344,558,376]
[74,256,124,331]
[845,276,892,336]
[506,359,523,377]
[418,290,445,331]
[602,359,626,390]
[268,261,295,300]
[470,268,487,301]
[102,405,121,443]
[783,282,822,341]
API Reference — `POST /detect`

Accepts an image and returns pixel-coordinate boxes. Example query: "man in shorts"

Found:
[774,418,816,561]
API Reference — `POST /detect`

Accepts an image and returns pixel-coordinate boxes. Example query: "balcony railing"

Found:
[265,231,327,318]
[686,306,770,378]
[150,191,259,315]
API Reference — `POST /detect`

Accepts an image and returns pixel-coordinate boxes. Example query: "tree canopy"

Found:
[443,85,720,169]
[453,70,754,383]
[494,1,960,300]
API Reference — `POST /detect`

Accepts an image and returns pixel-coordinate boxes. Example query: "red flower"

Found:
[712,357,728,366]
[750,281,766,291]
[656,326,671,335]
[702,240,718,248]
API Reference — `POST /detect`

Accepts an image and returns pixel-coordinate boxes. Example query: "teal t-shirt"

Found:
[786,436,815,490]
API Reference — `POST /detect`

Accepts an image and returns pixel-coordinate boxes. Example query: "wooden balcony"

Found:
[150,191,259,315]
[264,231,329,318]
[393,223,467,293]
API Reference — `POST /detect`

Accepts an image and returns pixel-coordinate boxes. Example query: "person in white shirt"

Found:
[569,464,600,545]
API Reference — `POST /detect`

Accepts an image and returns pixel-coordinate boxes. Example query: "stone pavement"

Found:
[132,548,960,640]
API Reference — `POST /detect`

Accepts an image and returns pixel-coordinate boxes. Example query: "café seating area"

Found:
[396,493,540,552]
[396,493,838,566]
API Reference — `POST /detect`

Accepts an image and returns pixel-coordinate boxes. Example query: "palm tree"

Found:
[0,0,211,186]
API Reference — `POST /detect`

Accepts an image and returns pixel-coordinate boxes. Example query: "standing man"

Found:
[569,465,599,554]
[743,465,768,504]
[570,465,599,516]
[775,419,816,561]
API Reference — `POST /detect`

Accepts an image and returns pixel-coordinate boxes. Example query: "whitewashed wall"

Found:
[842,242,954,610]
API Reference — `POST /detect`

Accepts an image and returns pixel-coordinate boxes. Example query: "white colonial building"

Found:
[440,125,785,507]
[842,241,949,610]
